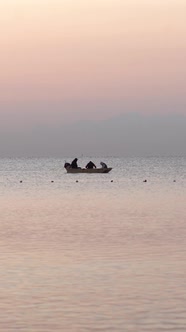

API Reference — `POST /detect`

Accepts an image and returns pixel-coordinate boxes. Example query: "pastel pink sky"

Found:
[0,0,186,122]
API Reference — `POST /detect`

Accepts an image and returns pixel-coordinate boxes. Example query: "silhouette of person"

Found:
[71,158,78,168]
[100,162,107,168]
[64,162,71,169]
[86,161,96,169]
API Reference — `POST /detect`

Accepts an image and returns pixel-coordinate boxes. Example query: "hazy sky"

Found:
[0,0,186,156]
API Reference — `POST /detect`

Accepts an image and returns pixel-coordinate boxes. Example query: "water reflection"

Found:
[0,157,186,331]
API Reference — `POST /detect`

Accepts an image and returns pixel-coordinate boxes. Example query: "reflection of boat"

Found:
[66,167,112,174]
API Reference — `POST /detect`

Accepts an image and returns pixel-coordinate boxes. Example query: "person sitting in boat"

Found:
[64,162,71,169]
[71,158,78,168]
[85,161,96,169]
[100,161,107,168]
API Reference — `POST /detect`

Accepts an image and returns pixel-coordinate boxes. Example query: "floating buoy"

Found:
[143,179,147,182]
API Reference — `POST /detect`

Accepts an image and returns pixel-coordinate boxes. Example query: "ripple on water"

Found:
[0,157,186,331]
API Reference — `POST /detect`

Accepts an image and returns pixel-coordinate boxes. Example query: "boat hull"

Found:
[66,167,112,174]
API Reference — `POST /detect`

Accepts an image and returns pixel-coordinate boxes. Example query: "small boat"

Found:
[65,167,112,174]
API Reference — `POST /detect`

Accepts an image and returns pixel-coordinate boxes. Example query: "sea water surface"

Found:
[0,157,186,331]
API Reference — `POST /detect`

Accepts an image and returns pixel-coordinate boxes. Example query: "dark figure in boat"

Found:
[64,162,71,169]
[85,161,97,169]
[100,161,107,168]
[71,158,79,168]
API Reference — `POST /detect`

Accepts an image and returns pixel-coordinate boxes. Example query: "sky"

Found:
[0,0,186,156]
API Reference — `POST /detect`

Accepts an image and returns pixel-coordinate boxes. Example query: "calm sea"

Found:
[0,157,186,331]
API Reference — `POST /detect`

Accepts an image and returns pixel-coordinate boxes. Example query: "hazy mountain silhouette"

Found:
[0,113,185,157]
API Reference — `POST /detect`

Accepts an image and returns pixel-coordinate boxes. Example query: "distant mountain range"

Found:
[0,113,185,157]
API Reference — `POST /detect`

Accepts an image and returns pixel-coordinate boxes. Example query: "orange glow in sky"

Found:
[0,0,186,111]
[0,1,186,157]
